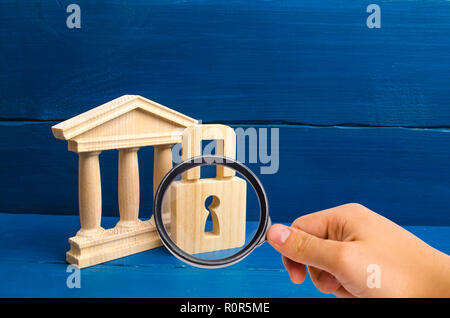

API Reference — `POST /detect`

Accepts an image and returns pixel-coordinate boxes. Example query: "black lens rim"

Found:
[153,155,270,268]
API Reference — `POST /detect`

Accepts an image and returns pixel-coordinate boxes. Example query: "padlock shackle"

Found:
[154,155,270,269]
[181,124,237,181]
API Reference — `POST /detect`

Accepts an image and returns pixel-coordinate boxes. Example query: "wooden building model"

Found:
[52,95,198,268]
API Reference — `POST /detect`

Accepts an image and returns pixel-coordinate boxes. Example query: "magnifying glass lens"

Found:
[154,156,269,268]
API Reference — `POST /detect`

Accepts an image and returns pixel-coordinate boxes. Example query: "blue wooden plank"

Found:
[1,122,450,225]
[0,1,450,126]
[0,213,448,297]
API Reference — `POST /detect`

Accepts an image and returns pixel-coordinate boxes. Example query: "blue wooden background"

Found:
[1,0,450,226]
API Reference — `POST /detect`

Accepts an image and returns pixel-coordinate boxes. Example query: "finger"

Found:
[332,285,355,298]
[267,224,344,272]
[282,256,306,284]
[308,266,341,294]
[291,204,357,241]
[291,209,335,239]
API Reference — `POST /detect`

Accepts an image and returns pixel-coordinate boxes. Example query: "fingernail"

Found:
[268,224,291,245]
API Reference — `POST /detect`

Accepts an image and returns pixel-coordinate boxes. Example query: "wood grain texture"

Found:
[77,151,104,237]
[66,219,162,268]
[0,213,448,297]
[117,147,141,228]
[172,123,246,254]
[0,1,449,126]
[1,122,450,226]
[170,177,247,254]
[51,95,200,268]
[182,124,236,180]
[52,95,197,152]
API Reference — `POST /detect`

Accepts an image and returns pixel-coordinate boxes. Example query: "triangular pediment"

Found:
[52,95,197,152]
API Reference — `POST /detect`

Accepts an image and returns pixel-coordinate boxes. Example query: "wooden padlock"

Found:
[168,124,247,254]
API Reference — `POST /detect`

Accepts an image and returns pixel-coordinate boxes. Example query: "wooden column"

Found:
[153,145,174,196]
[153,144,174,222]
[117,147,141,228]
[77,151,104,237]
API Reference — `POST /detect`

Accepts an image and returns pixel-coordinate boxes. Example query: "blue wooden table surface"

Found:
[0,213,448,298]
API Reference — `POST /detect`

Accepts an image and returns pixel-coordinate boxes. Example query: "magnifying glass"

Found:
[154,155,271,269]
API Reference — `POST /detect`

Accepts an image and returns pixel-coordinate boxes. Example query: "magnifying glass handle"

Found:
[256,217,272,247]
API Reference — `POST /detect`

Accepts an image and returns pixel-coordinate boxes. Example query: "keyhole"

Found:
[204,195,220,235]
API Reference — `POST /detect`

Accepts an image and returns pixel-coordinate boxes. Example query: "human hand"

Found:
[267,203,450,297]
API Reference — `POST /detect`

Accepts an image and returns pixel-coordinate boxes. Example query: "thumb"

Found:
[267,224,343,272]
